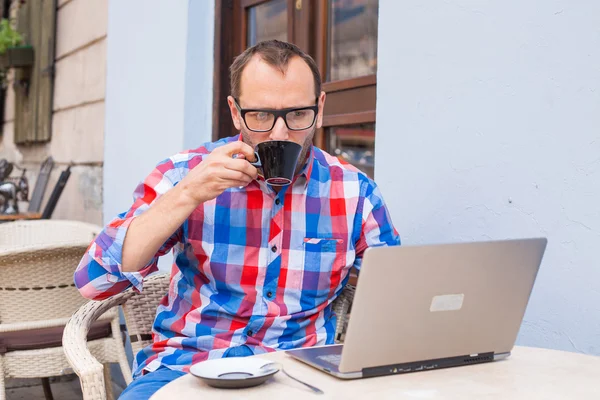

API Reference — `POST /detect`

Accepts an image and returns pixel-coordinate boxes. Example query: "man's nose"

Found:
[269,116,289,141]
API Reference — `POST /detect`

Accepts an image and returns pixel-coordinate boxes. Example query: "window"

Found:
[329,122,375,178]
[214,0,379,176]
[246,0,288,46]
[328,0,378,81]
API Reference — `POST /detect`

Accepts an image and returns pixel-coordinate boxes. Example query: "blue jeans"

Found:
[118,345,254,400]
[118,368,186,400]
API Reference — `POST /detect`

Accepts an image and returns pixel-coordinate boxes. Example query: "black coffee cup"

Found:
[248,141,303,186]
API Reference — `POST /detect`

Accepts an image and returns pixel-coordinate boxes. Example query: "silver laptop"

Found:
[287,238,547,379]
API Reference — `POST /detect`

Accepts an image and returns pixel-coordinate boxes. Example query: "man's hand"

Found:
[180,141,259,205]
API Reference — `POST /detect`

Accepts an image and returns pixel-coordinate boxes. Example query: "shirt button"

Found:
[275,199,280,205]
[271,245,277,253]
[267,291,273,298]
[247,330,253,337]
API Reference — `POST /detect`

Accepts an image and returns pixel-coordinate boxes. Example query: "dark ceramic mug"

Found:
[248,140,303,186]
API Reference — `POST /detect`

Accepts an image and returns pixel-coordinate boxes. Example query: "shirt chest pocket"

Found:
[301,237,347,293]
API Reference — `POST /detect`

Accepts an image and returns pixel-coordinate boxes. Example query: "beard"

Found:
[295,127,315,175]
[240,126,315,176]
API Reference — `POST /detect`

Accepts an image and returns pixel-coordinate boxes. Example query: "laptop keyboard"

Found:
[317,354,342,366]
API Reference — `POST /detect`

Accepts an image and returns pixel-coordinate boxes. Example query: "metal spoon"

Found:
[261,362,324,395]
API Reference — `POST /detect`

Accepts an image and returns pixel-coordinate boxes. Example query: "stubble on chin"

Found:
[295,128,315,175]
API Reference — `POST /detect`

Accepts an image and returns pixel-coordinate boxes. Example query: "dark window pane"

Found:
[247,0,288,47]
[327,123,375,177]
[328,0,379,81]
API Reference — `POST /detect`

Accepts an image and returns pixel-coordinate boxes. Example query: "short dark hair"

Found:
[229,40,322,100]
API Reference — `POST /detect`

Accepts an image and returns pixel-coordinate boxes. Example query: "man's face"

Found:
[227,55,326,174]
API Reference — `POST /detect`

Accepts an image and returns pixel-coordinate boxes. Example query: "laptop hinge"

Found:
[362,352,494,378]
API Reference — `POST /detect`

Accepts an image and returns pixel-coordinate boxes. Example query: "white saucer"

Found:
[189,357,280,389]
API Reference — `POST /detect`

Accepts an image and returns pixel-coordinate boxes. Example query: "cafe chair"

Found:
[0,221,128,400]
[63,273,356,400]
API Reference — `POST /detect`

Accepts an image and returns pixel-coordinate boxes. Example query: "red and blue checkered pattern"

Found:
[74,135,400,377]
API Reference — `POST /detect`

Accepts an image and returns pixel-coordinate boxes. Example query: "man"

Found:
[74,40,400,399]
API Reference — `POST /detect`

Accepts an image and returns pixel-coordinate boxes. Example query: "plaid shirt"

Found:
[74,135,400,377]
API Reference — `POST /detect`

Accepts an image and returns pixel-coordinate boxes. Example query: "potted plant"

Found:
[0,18,33,70]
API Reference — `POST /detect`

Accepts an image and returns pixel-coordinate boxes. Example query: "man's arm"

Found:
[120,182,199,273]
[353,178,401,272]
[74,141,258,300]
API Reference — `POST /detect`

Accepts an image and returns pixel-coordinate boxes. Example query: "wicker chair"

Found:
[62,273,356,400]
[0,220,129,400]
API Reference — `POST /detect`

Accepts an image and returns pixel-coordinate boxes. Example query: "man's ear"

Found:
[316,91,326,129]
[227,96,243,130]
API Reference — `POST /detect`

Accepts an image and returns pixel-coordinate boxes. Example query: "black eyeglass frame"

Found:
[233,98,319,132]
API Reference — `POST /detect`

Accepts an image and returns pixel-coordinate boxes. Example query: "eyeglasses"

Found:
[234,98,319,132]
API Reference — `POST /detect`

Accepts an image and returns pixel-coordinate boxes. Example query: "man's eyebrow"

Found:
[241,102,315,110]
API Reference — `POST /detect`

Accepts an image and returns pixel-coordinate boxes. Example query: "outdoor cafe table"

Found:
[151,345,600,399]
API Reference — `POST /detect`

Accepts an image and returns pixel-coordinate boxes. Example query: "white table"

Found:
[151,346,600,399]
